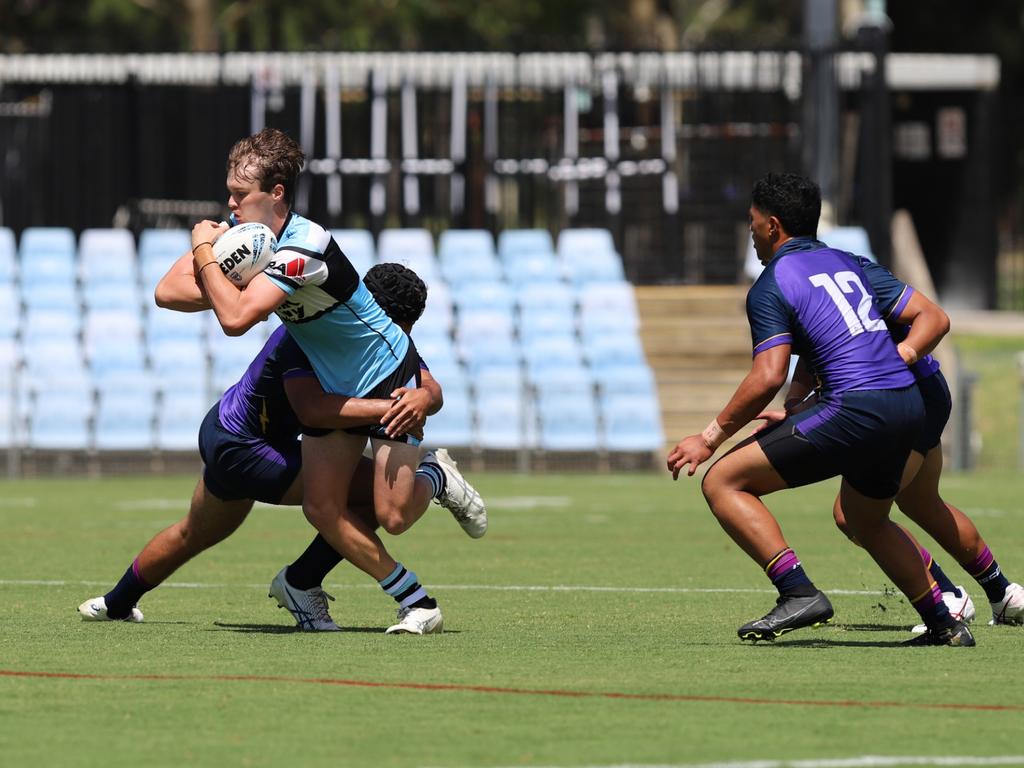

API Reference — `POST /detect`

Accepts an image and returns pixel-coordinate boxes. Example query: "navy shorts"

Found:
[198,404,302,504]
[757,385,926,499]
[303,340,423,444]
[913,371,951,454]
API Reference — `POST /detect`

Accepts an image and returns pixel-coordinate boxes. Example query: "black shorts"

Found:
[913,371,951,454]
[302,340,423,444]
[198,404,301,504]
[757,385,925,499]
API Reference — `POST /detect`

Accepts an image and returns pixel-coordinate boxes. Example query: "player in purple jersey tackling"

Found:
[80,264,483,633]
[668,172,973,647]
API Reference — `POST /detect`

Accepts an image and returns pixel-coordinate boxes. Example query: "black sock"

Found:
[286,535,343,590]
[104,559,153,619]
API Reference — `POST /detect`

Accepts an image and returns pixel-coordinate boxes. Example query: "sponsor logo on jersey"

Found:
[268,257,306,278]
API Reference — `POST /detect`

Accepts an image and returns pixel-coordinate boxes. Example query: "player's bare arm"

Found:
[191,220,286,336]
[667,344,791,479]
[154,250,212,312]
[891,290,950,365]
[283,375,393,431]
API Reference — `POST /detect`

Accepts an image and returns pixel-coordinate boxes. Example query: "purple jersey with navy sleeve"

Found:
[216,325,316,443]
[747,238,915,396]
[856,256,941,381]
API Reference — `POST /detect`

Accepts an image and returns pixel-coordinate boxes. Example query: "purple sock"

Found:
[765,548,816,598]
[965,546,1011,603]
[910,579,953,631]
[919,546,960,597]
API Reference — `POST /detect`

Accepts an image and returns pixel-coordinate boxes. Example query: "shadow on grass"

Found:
[211,622,383,634]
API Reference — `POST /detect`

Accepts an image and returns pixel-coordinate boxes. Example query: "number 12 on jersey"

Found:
[808,271,887,336]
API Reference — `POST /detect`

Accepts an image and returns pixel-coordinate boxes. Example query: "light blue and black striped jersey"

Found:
[256,211,410,397]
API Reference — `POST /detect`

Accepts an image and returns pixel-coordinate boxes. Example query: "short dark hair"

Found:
[227,128,305,205]
[363,263,427,325]
[750,172,821,237]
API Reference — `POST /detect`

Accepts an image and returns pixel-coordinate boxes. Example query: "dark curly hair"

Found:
[364,262,427,325]
[750,172,821,238]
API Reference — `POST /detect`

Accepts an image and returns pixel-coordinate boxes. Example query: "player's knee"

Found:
[832,499,852,538]
[377,506,412,536]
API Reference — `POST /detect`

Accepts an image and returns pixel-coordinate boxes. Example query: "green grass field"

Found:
[1,468,1022,768]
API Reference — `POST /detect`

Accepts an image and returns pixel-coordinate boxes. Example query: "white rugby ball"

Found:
[212,222,278,286]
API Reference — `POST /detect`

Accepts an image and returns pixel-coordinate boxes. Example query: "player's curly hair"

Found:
[364,262,428,325]
[227,128,305,205]
[751,172,821,238]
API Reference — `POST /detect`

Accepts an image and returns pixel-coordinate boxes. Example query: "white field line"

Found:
[0,579,884,596]
[469,757,1024,768]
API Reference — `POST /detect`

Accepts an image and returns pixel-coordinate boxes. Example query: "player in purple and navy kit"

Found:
[668,172,973,647]
[820,259,1024,629]
[80,264,481,633]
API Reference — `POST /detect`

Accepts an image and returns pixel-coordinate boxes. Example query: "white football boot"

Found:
[268,567,341,631]
[78,596,144,623]
[427,448,487,538]
[911,587,974,634]
[989,581,1024,625]
[385,605,444,635]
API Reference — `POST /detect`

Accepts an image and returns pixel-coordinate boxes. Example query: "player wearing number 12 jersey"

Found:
[668,172,973,647]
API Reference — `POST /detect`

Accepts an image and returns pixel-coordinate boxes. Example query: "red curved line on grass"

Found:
[1,669,1020,712]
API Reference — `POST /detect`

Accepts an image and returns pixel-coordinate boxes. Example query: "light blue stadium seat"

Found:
[518,309,577,344]
[820,226,877,262]
[377,229,440,285]
[146,308,204,345]
[601,394,664,452]
[29,390,92,450]
[516,282,575,316]
[21,308,80,346]
[83,280,143,312]
[532,364,594,401]
[593,364,658,399]
[439,230,501,286]
[474,391,529,450]
[139,229,191,293]
[456,310,515,350]
[109,369,160,400]
[0,227,16,280]
[503,251,564,287]
[460,335,521,375]
[451,280,515,316]
[522,335,584,377]
[83,309,143,351]
[156,390,213,450]
[0,386,18,448]
[415,283,454,338]
[330,229,376,277]
[558,228,625,284]
[209,333,266,392]
[21,339,86,379]
[0,285,20,339]
[94,391,156,450]
[18,227,77,288]
[498,228,555,261]
[78,228,138,286]
[89,339,147,378]
[422,389,473,448]
[149,338,209,391]
[472,364,525,397]
[557,228,616,259]
[578,281,638,324]
[583,333,648,371]
[0,338,19,370]
[20,281,79,312]
[536,393,599,451]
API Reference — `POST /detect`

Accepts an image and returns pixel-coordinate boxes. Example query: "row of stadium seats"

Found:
[1,225,662,453]
[0,379,662,453]
[0,225,623,296]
